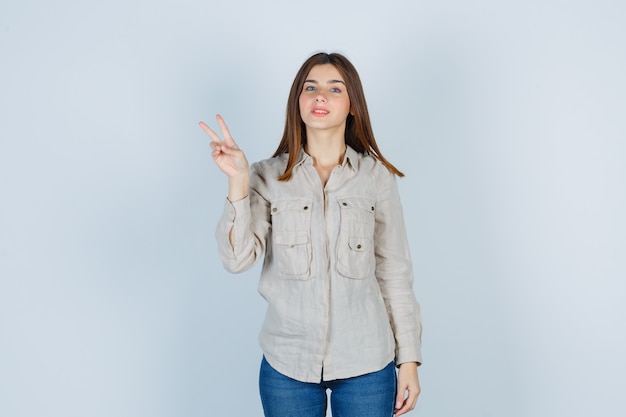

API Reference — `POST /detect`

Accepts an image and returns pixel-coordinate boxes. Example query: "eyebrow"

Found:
[304,79,346,85]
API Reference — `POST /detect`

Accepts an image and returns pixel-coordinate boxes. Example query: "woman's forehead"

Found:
[305,64,345,82]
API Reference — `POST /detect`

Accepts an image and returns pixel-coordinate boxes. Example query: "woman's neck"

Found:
[304,130,347,168]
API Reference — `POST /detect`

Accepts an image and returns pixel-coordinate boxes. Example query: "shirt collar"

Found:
[343,145,359,173]
[294,144,359,173]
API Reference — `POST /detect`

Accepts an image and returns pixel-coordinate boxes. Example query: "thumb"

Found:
[395,390,405,410]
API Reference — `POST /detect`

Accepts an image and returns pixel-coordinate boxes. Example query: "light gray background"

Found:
[1,0,624,416]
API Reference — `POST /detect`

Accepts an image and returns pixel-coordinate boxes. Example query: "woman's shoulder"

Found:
[251,153,289,172]
[257,151,290,166]
[353,151,394,180]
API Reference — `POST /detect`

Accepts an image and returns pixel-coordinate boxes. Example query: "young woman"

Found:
[200,52,422,417]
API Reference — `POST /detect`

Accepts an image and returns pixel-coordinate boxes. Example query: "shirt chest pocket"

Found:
[270,198,313,280]
[336,196,376,279]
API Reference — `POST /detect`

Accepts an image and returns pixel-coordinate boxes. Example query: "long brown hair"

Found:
[273,52,404,181]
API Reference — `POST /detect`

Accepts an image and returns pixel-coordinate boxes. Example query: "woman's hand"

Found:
[199,114,249,178]
[199,114,249,201]
[395,362,420,416]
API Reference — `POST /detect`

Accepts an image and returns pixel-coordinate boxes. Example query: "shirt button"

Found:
[272,207,277,213]
[371,206,375,211]
[303,206,309,210]
[342,202,348,206]
[356,244,362,249]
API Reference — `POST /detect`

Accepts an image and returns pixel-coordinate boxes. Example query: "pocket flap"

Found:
[337,196,375,213]
[271,199,313,215]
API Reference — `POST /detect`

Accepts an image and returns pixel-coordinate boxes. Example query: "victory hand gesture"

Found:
[199,115,249,202]
[199,114,249,178]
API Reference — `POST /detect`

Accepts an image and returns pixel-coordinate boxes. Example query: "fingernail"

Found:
[396,402,402,409]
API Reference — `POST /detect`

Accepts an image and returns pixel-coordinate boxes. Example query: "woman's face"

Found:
[299,64,351,134]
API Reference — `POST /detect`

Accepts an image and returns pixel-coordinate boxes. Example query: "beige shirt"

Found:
[216,145,422,383]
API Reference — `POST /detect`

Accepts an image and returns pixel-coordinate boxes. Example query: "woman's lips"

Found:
[311,107,329,117]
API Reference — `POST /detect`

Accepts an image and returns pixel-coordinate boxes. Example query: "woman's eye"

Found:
[330,87,342,93]
[305,85,316,91]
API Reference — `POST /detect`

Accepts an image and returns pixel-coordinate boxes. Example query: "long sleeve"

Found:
[373,167,423,366]
[215,163,271,273]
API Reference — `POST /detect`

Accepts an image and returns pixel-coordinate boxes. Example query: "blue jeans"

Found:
[259,357,396,417]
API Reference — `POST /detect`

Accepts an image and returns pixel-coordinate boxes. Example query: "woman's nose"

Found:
[315,93,327,103]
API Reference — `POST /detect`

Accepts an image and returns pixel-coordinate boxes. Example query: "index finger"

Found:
[198,120,223,144]
[395,392,418,416]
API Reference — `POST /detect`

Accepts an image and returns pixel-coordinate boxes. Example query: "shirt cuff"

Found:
[396,344,423,367]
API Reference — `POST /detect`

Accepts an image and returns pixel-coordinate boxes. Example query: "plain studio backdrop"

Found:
[1,0,624,416]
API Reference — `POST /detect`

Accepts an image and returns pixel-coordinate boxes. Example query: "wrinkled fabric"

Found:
[216,146,422,383]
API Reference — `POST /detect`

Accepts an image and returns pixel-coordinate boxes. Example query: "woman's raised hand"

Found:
[199,114,249,178]
[199,115,250,202]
